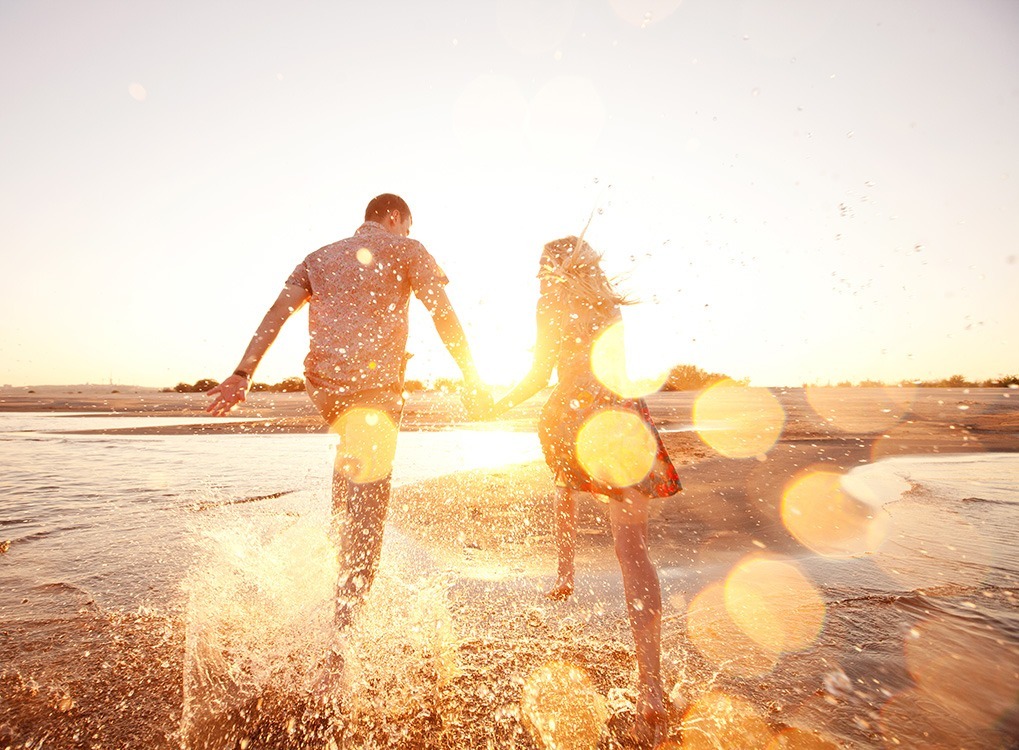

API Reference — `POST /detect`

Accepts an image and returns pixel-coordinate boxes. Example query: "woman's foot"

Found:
[625,702,667,748]
[545,575,574,601]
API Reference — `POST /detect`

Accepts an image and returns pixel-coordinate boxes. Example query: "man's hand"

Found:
[461,382,494,421]
[206,374,249,416]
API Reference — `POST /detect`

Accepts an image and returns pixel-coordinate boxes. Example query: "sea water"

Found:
[0,413,548,746]
[826,452,1019,598]
[2,411,1017,748]
[0,412,543,613]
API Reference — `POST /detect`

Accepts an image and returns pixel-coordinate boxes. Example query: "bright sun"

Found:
[473,337,534,387]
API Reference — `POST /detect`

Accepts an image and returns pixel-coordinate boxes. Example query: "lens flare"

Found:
[686,583,777,676]
[780,470,890,557]
[608,0,684,28]
[804,385,915,434]
[520,661,609,750]
[693,380,785,458]
[680,691,773,749]
[331,407,398,483]
[128,82,147,101]
[723,557,825,654]
[576,408,656,488]
[356,247,374,266]
[904,615,1019,730]
[590,321,668,398]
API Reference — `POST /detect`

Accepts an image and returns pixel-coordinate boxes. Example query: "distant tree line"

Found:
[164,369,1018,396]
[164,377,306,393]
[163,365,744,395]
[827,374,1019,388]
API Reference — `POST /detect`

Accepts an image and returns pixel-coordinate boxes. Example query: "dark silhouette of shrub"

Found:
[661,364,741,391]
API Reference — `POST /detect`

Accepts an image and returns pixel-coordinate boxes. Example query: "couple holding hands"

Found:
[206,193,680,746]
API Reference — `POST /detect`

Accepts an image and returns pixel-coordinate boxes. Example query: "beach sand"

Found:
[1,385,1017,748]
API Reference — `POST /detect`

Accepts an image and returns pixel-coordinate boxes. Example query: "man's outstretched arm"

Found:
[418,285,492,415]
[206,283,310,416]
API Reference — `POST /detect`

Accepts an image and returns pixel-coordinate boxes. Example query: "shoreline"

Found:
[2,386,1017,441]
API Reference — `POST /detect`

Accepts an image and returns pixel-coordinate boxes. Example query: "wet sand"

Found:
[1,386,1017,748]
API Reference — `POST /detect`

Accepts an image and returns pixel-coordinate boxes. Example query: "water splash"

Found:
[180,503,457,748]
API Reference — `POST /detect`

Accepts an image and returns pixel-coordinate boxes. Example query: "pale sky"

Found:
[2,0,1017,388]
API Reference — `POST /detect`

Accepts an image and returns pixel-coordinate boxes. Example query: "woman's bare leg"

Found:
[546,487,578,600]
[609,491,665,735]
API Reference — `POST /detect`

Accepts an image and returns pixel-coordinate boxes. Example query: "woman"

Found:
[487,236,681,746]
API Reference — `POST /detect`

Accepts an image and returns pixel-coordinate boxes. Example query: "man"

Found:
[206,193,489,651]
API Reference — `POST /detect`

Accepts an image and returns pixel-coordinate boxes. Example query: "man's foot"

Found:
[545,575,574,601]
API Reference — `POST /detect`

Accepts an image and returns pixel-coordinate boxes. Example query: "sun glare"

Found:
[780,470,890,558]
[576,408,657,488]
[680,691,773,749]
[686,583,778,676]
[590,321,669,398]
[693,380,786,458]
[520,662,609,750]
[472,338,533,387]
[330,407,399,483]
[723,556,825,654]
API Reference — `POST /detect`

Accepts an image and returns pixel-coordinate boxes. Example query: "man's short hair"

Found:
[365,193,411,222]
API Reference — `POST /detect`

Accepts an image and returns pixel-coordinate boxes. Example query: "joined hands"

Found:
[461,382,495,421]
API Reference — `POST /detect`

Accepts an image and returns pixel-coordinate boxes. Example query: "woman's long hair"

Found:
[538,236,630,310]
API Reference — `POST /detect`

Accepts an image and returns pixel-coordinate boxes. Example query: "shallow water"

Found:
[0,412,542,612]
[1,411,1017,748]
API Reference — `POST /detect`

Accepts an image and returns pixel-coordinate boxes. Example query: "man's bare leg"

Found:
[314,467,391,694]
[546,487,578,600]
[333,470,391,629]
